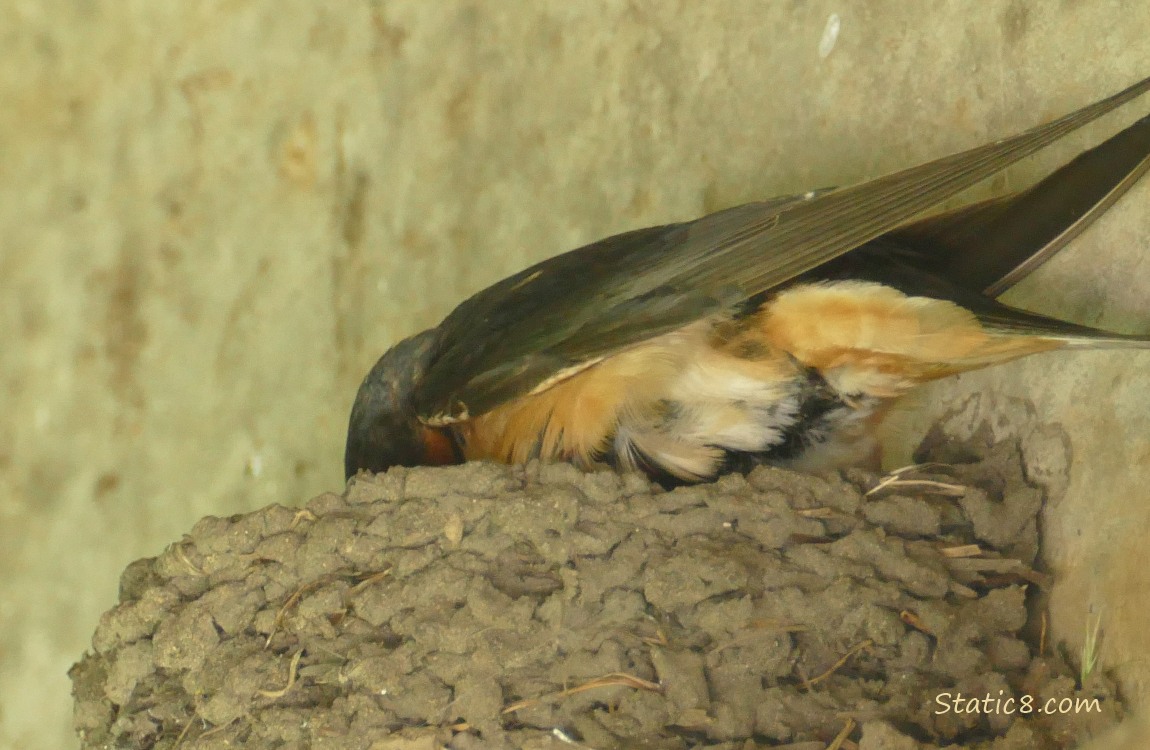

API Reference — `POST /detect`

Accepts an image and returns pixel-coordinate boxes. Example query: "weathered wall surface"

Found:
[2,2,1148,747]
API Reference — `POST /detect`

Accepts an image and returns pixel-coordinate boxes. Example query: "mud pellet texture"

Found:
[72,434,1119,749]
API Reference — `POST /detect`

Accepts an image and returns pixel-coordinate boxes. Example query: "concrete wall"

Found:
[3,2,1148,747]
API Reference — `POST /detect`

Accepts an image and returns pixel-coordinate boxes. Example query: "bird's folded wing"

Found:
[416,75,1150,422]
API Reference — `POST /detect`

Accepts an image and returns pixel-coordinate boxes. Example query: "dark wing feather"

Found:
[415,76,1150,422]
[415,197,822,419]
[890,112,1150,295]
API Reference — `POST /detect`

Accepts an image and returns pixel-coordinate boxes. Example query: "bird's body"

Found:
[457,277,1057,481]
[346,77,1150,485]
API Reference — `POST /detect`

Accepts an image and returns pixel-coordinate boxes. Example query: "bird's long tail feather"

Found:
[893,113,1150,297]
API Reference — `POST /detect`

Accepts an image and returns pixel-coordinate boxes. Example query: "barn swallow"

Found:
[345,76,1150,485]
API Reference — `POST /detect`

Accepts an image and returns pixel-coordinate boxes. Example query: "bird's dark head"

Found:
[344,329,456,480]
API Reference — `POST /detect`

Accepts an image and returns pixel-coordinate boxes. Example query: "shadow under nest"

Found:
[72,402,1119,750]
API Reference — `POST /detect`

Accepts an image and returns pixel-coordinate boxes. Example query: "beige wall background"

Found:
[3,2,1149,748]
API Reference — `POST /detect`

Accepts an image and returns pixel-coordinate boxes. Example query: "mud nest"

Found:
[72,406,1119,750]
